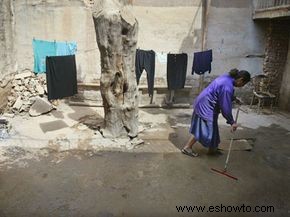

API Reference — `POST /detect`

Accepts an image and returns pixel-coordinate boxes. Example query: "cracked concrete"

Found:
[0,102,289,216]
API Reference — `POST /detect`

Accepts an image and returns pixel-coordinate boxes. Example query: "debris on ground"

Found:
[29,96,55,117]
[6,69,48,115]
[0,117,11,140]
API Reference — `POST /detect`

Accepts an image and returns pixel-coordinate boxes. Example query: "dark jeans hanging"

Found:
[167,53,188,90]
[135,49,155,96]
[46,55,78,100]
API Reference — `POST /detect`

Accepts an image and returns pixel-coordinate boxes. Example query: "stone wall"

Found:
[279,36,290,111]
[263,20,290,101]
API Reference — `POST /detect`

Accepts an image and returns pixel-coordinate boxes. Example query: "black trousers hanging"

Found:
[135,49,155,96]
[46,55,78,100]
[167,53,188,90]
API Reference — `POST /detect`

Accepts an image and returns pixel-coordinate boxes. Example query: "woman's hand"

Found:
[231,123,238,132]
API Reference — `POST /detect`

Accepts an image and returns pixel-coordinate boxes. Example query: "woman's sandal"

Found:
[181,148,199,157]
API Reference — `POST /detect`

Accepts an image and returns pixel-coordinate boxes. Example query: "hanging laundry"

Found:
[46,55,78,100]
[33,39,78,73]
[156,52,167,64]
[167,53,188,90]
[33,39,56,73]
[192,49,213,75]
[135,49,156,96]
[56,41,77,56]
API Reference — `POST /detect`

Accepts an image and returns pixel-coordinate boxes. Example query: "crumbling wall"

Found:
[263,20,290,102]
[279,36,290,111]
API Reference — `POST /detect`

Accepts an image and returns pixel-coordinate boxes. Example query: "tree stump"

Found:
[93,0,139,138]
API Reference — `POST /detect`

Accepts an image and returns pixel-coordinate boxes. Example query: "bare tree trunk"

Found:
[92,0,139,138]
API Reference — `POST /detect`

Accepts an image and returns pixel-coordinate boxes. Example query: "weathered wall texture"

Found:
[1,0,275,105]
[263,20,290,101]
[279,37,290,111]
[132,0,200,7]
[206,0,266,76]
[13,0,99,82]
[201,0,267,103]
[0,0,14,112]
[10,0,204,86]
[0,0,15,79]
[131,4,203,85]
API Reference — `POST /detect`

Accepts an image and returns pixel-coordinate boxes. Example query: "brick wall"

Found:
[263,20,290,102]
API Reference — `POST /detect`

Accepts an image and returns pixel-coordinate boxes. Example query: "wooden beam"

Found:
[253,5,290,19]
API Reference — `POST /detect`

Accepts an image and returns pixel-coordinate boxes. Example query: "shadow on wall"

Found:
[178,1,203,98]
[179,0,203,53]
[179,29,202,53]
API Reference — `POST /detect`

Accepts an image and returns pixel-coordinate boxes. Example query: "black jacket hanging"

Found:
[46,55,77,100]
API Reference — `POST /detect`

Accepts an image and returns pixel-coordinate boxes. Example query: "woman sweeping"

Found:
[182,69,251,157]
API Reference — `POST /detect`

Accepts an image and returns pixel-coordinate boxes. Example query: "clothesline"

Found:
[137,47,212,55]
[32,39,213,104]
[32,39,77,73]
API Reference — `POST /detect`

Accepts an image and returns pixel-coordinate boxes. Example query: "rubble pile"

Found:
[6,70,47,114]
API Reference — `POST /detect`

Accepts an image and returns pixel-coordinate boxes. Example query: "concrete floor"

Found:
[0,104,289,217]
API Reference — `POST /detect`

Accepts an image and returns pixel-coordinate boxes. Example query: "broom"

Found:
[211,106,240,181]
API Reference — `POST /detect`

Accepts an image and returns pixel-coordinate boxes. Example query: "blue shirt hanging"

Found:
[33,39,56,73]
[192,49,213,75]
[33,39,78,73]
[56,41,77,56]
